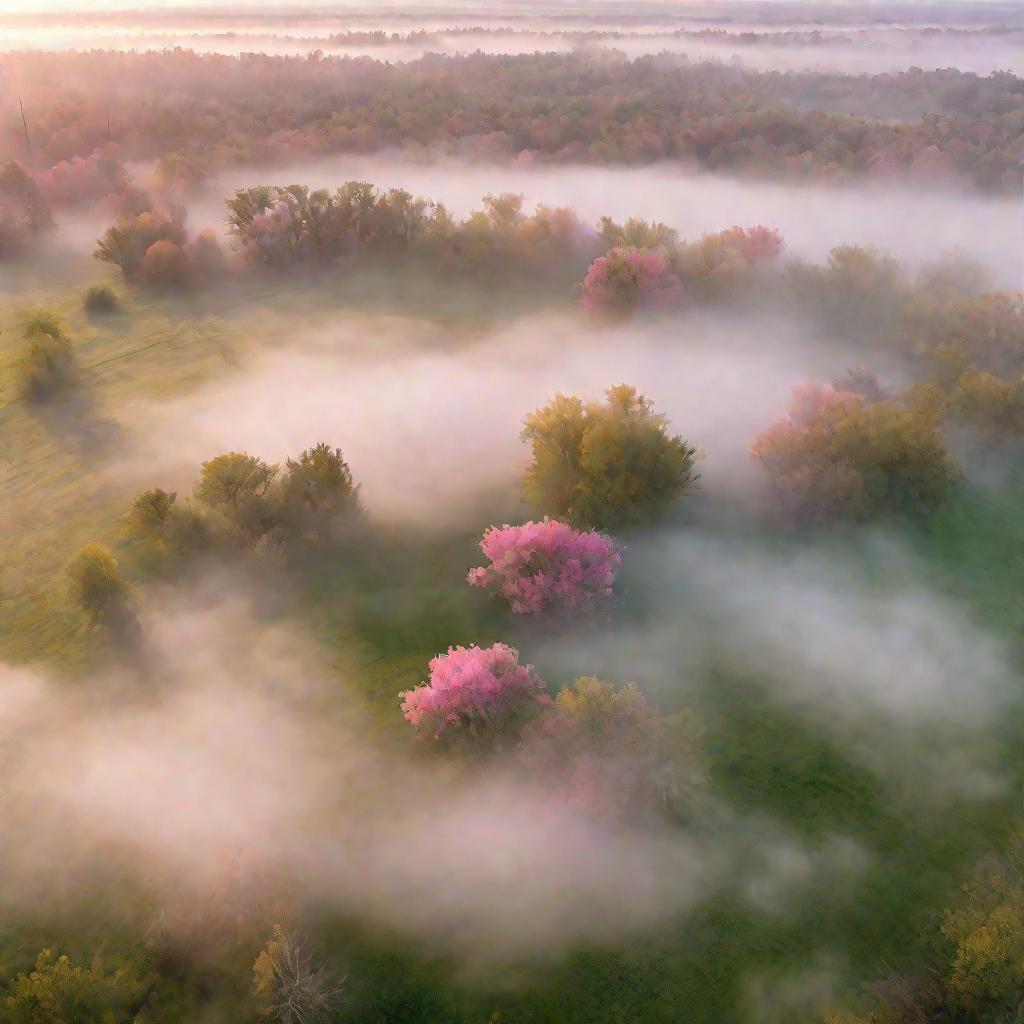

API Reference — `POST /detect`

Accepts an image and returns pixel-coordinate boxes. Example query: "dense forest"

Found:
[1,3,1023,1023]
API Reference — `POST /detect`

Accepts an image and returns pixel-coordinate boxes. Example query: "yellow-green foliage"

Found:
[753,395,960,524]
[951,369,1024,439]
[19,310,74,400]
[522,384,699,530]
[65,542,129,625]
[2,947,151,1024]
[942,838,1024,1019]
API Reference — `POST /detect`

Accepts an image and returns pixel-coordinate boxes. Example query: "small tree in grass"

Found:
[19,309,75,400]
[66,542,131,626]
[522,385,699,530]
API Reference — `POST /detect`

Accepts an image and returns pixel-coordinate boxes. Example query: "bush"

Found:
[518,676,704,819]
[83,284,118,313]
[19,309,74,400]
[253,926,344,1024]
[522,385,699,530]
[752,382,960,524]
[65,542,131,626]
[400,643,550,748]
[139,240,189,288]
[467,519,621,617]
[2,947,151,1024]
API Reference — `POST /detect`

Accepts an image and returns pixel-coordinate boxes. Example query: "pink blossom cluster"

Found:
[400,643,550,743]
[41,149,127,206]
[581,245,684,315]
[785,380,859,427]
[467,519,621,617]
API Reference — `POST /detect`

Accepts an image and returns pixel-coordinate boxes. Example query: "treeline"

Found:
[3,50,1022,191]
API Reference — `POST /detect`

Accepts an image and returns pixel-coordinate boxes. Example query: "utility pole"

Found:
[18,97,32,167]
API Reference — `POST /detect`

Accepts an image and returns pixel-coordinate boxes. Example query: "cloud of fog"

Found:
[113,309,858,525]
[0,586,865,966]
[528,528,1014,801]
[196,156,1021,289]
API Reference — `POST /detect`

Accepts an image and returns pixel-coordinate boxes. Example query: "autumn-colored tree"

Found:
[522,385,699,530]
[752,383,960,524]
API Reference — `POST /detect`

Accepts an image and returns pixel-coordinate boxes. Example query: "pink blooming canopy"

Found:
[400,643,550,742]
[467,519,621,617]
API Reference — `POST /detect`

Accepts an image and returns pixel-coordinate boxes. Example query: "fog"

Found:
[0,589,870,965]
[196,156,1022,289]
[114,310,858,525]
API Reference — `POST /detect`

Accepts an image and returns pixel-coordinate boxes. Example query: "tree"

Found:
[2,947,151,1024]
[252,926,345,1024]
[522,385,699,530]
[467,519,621,617]
[518,676,704,820]
[580,246,684,318]
[65,542,131,626]
[752,383,961,524]
[194,452,280,546]
[277,442,361,544]
[399,643,550,747]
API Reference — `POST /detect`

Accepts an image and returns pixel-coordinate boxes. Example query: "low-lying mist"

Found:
[0,586,870,967]
[114,309,864,526]
[194,157,1022,289]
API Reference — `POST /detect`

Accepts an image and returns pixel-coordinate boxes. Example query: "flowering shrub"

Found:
[581,246,684,318]
[752,381,960,524]
[400,643,549,746]
[467,519,620,617]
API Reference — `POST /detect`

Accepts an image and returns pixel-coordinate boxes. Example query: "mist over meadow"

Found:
[1,3,1023,1023]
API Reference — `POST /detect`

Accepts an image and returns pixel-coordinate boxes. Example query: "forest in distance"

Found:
[1,1,1024,1023]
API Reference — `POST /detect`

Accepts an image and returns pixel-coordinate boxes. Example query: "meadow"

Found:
[1,4,1024,1023]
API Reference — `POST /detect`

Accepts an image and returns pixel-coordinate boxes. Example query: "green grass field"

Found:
[1,260,1022,1023]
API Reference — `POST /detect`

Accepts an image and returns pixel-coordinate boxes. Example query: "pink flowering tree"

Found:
[400,643,550,747]
[581,246,684,319]
[467,519,621,618]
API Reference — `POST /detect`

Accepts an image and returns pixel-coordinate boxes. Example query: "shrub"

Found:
[518,676,704,819]
[253,926,345,1024]
[400,643,550,747]
[752,382,960,524]
[139,239,190,288]
[2,947,151,1024]
[19,309,74,400]
[522,384,699,530]
[467,519,621,617]
[83,284,118,313]
[65,542,131,625]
